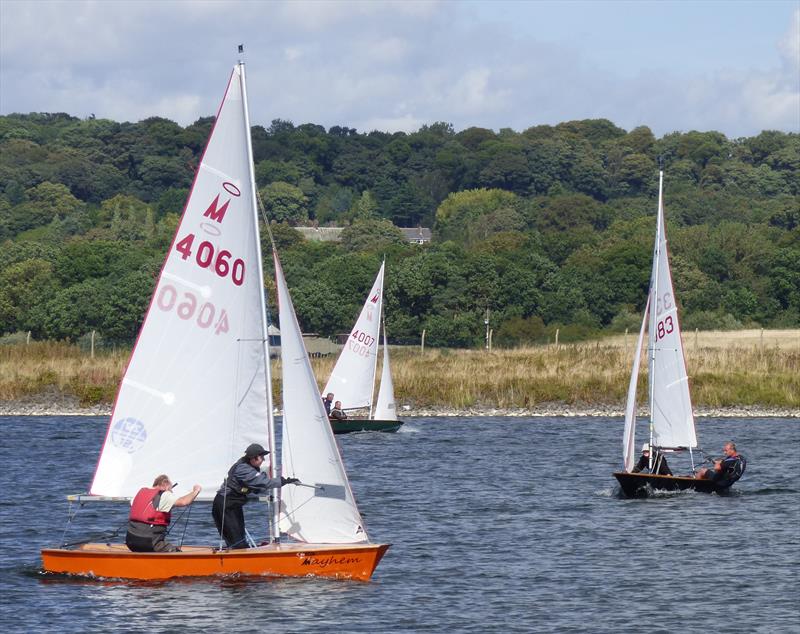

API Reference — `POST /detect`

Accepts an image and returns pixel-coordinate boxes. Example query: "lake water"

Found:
[1,415,798,633]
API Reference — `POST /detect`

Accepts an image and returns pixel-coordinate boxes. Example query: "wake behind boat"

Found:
[612,170,744,498]
[323,261,404,434]
[41,55,389,581]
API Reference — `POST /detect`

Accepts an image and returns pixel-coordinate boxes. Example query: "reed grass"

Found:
[1,331,798,410]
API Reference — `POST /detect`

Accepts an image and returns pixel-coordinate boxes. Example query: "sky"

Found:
[0,0,798,139]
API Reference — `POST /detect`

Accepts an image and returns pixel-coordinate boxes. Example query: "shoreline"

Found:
[0,399,796,418]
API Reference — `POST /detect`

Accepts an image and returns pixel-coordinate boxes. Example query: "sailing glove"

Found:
[281,477,300,485]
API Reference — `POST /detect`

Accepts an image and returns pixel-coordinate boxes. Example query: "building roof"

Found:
[399,227,432,243]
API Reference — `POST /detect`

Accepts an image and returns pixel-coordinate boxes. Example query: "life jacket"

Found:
[129,487,171,526]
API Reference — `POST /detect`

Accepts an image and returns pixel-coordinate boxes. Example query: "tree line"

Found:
[0,112,797,347]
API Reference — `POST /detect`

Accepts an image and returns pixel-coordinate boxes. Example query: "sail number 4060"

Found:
[157,285,229,335]
[175,233,245,286]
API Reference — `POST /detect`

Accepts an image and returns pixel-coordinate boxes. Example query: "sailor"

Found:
[125,475,201,553]
[212,443,299,549]
[322,392,335,415]
[696,441,746,488]
[632,443,672,475]
[330,400,347,420]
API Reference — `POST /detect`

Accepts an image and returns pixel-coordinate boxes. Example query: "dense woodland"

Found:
[0,112,798,348]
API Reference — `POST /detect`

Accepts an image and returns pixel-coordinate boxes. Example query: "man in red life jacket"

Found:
[126,474,201,552]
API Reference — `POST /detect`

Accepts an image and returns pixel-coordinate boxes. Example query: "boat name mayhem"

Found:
[300,554,363,568]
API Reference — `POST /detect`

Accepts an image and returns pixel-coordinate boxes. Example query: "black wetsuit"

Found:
[212,459,282,549]
[710,453,746,488]
[632,453,672,475]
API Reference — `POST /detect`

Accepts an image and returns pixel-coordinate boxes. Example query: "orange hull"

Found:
[41,542,390,581]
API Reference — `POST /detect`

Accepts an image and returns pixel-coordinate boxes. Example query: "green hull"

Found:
[330,418,404,434]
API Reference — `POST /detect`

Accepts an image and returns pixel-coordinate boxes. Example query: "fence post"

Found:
[91,330,96,359]
[555,328,559,348]
[421,329,426,355]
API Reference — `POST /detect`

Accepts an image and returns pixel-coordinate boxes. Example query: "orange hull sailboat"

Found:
[41,54,389,580]
[41,543,389,581]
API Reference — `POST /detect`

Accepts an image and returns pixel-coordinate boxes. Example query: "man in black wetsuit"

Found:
[212,443,299,549]
[632,443,672,475]
[696,441,746,488]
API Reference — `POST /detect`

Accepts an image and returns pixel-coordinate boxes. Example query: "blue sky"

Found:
[1,0,797,139]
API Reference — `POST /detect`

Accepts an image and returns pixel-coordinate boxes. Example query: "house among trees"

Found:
[399,227,432,244]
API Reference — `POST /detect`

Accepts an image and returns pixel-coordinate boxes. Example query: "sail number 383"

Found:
[174,233,245,286]
[656,315,674,341]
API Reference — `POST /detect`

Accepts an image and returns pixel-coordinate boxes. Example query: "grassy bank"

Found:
[1,330,797,410]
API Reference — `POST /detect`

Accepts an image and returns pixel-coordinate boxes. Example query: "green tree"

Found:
[261,181,308,225]
[340,218,406,252]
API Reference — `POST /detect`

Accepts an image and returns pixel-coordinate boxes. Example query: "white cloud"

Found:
[777,8,800,72]
[0,0,797,137]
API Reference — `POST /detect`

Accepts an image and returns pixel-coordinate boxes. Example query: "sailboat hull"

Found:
[613,472,734,498]
[330,418,404,434]
[41,542,390,581]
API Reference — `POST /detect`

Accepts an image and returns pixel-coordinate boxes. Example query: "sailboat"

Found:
[323,262,403,434]
[41,58,389,580]
[613,171,741,497]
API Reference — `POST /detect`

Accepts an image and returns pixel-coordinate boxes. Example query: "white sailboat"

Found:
[323,262,403,433]
[41,57,389,579]
[614,171,740,497]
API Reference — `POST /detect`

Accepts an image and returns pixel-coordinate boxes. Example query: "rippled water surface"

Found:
[1,415,798,633]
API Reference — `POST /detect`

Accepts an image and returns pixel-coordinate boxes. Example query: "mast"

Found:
[368,259,385,419]
[647,170,664,469]
[238,49,279,542]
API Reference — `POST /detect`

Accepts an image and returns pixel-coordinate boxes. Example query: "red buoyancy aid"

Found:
[129,487,171,526]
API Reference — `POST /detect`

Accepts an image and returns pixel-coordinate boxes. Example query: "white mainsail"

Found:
[373,321,398,421]
[275,255,368,544]
[91,65,272,500]
[323,262,384,412]
[647,171,697,450]
[622,296,649,472]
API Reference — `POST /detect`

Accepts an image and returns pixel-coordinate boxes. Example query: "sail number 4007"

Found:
[175,233,245,286]
[157,284,229,335]
[347,330,376,357]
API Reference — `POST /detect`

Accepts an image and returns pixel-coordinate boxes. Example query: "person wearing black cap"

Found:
[212,443,299,549]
